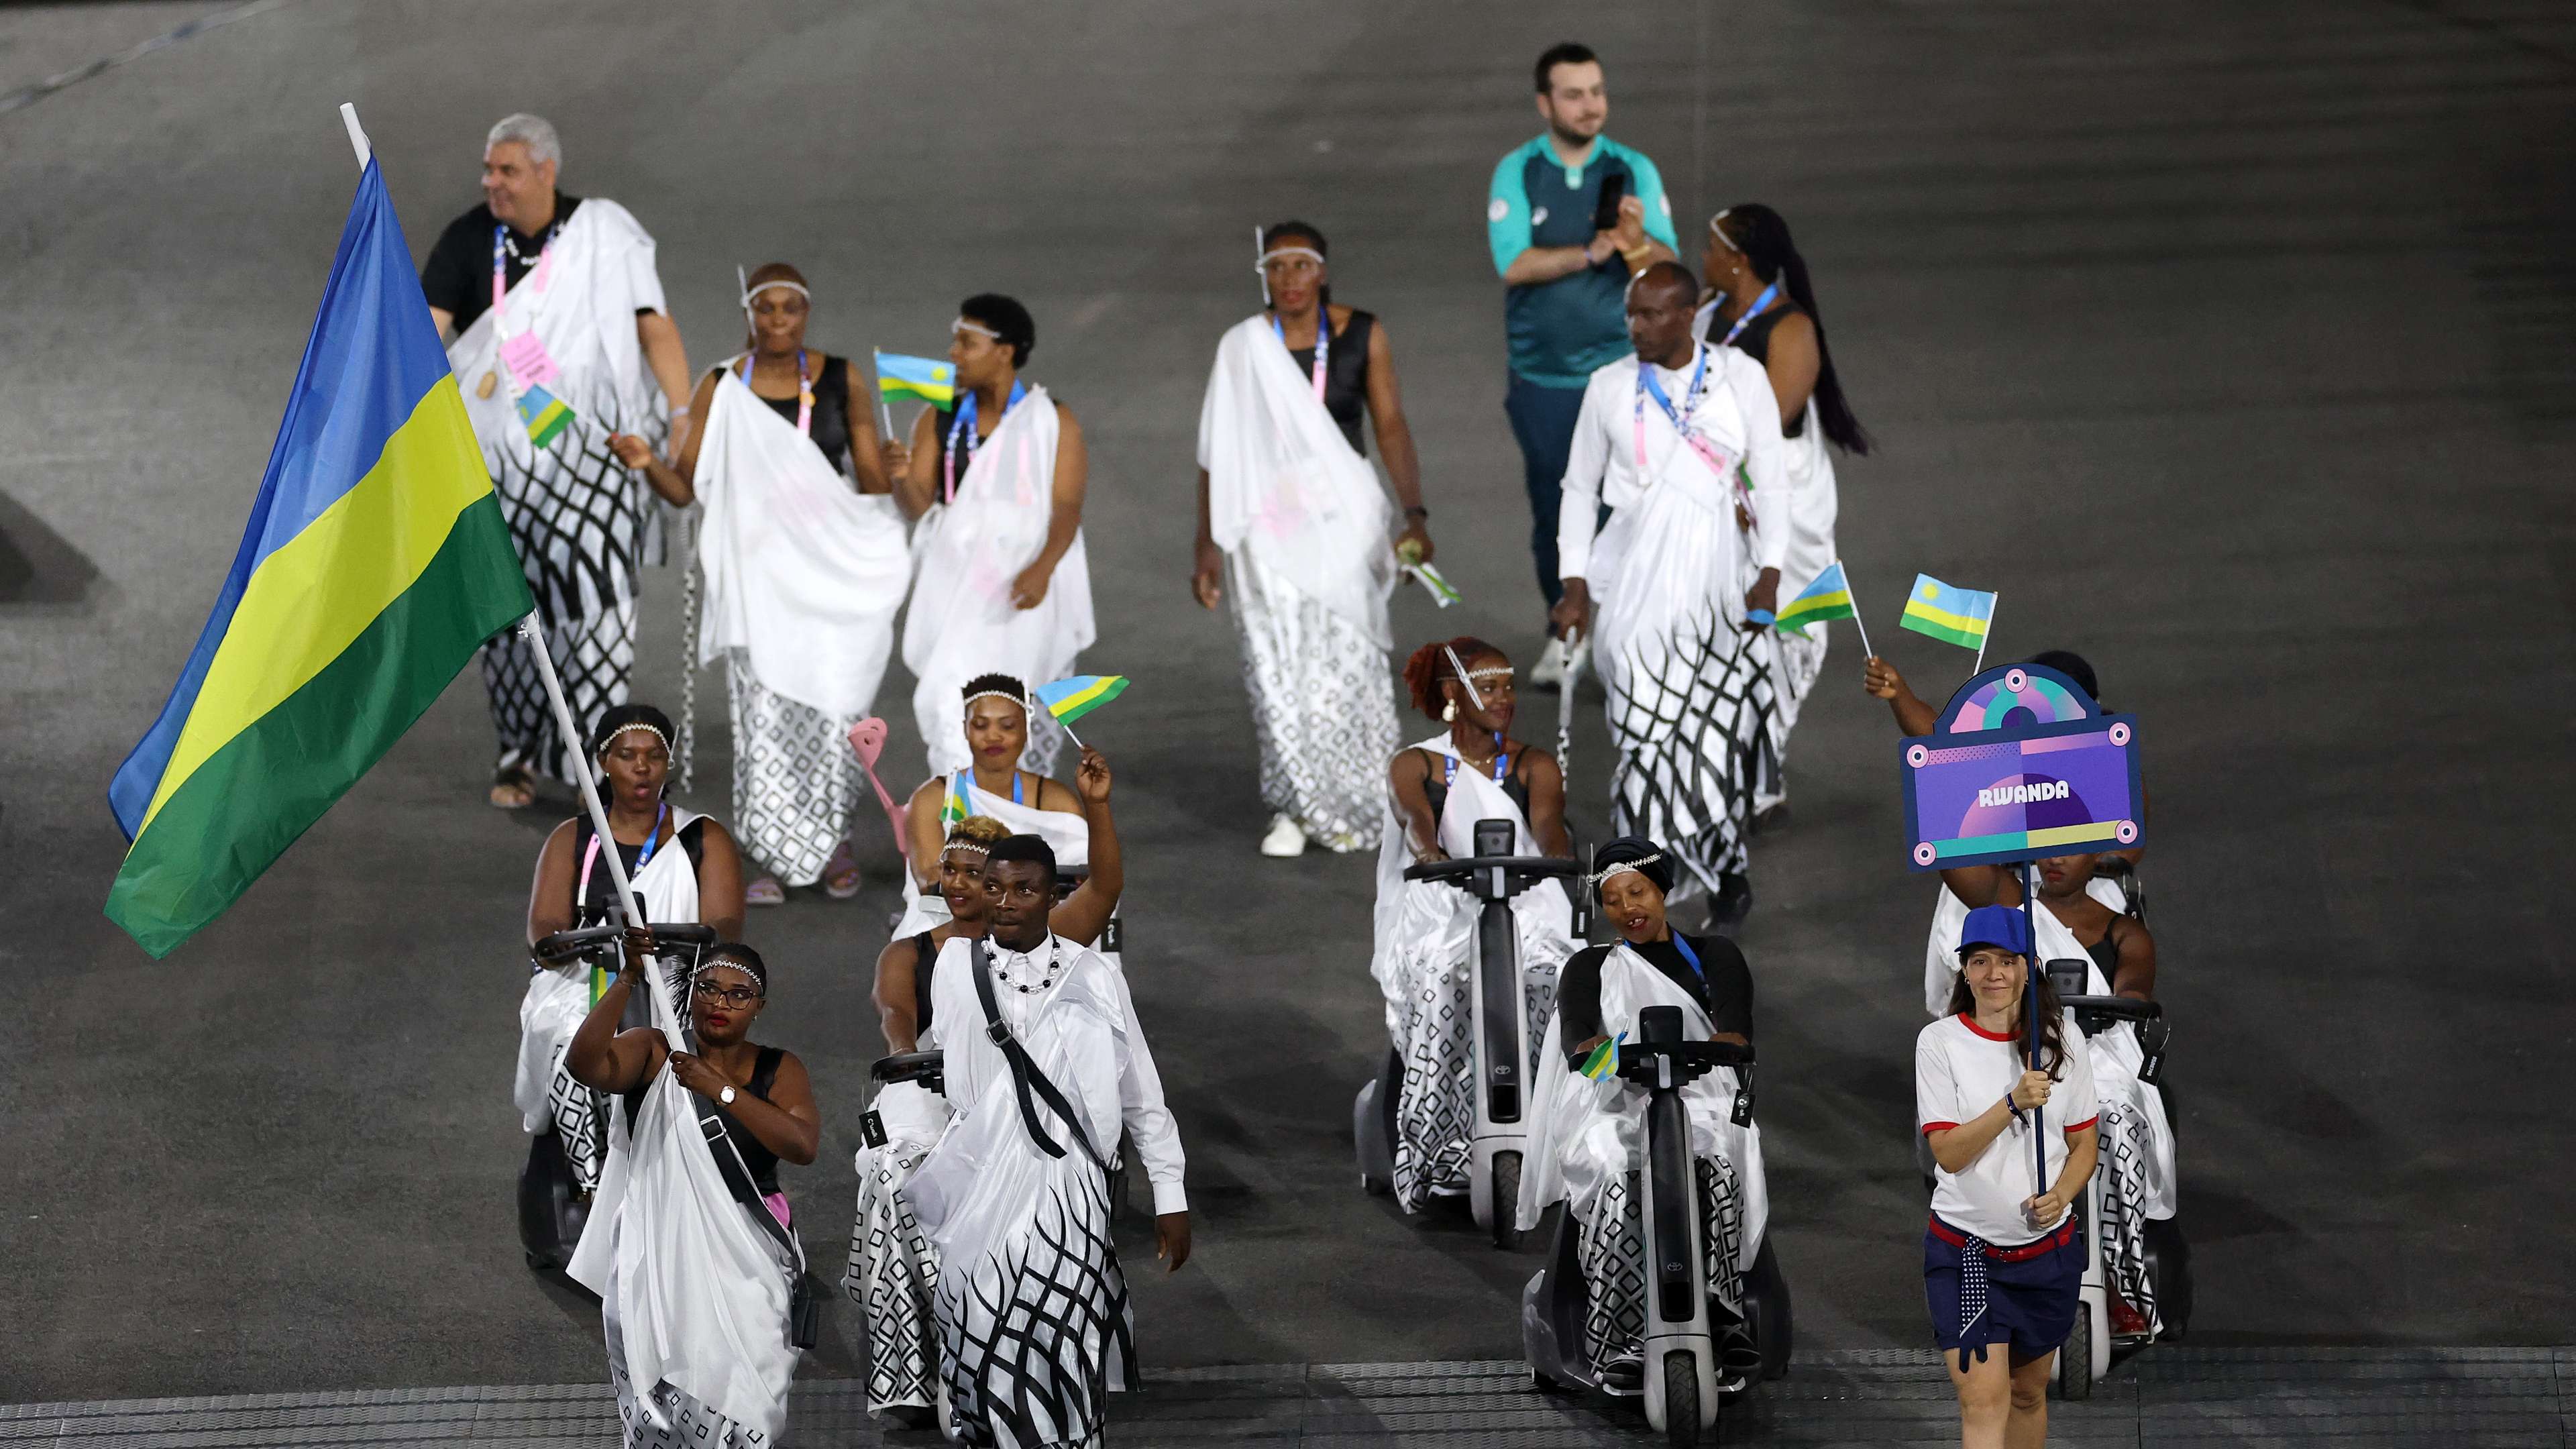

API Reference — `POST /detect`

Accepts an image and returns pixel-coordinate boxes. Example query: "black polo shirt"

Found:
[419,193,588,332]
[1555,933,1754,1067]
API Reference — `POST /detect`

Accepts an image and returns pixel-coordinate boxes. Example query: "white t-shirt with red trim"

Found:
[1915,1012,2099,1245]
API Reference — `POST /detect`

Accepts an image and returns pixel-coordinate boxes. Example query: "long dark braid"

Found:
[1721,204,1872,456]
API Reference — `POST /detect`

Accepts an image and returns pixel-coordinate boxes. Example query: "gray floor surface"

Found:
[3,0,2573,1412]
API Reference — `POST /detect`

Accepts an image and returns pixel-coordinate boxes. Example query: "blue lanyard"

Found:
[1442,734,1509,787]
[1271,311,1329,400]
[1717,281,1782,348]
[955,769,1024,806]
[945,379,1028,499]
[630,800,669,871]
[1670,933,1705,982]
[1635,345,1711,436]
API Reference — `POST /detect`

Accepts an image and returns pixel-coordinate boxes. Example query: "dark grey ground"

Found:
[3,0,2573,1409]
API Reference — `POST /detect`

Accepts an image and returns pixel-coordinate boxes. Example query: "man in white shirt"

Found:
[906,835,1188,1448]
[1548,262,1789,927]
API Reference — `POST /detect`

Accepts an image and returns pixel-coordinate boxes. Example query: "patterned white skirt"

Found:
[846,1140,943,1411]
[1225,550,1396,849]
[729,656,860,886]
[1576,1160,1746,1369]
[1391,944,1562,1213]
[1601,601,1778,893]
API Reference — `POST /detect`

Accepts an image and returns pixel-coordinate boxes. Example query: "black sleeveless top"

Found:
[746,354,855,476]
[626,1044,786,1194]
[909,930,941,1040]
[571,814,708,926]
[1419,745,1534,828]
[1285,309,1376,455]
[1721,305,1805,438]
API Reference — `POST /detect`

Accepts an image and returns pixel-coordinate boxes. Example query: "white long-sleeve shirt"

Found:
[1557,344,1791,582]
[930,934,1189,1215]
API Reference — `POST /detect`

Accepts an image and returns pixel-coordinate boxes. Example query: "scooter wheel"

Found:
[2054,1311,2094,1401]
[1662,1350,1705,1448]
[1491,1152,1523,1250]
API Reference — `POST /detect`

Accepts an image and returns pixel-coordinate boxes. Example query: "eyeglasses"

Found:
[692,979,763,1007]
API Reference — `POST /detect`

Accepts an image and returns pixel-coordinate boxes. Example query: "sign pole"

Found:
[2019,857,2045,1197]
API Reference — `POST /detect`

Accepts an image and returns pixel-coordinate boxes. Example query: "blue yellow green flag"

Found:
[105,160,534,957]
[1579,1032,1628,1082]
[1773,561,1857,634]
[876,352,957,407]
[1034,674,1129,726]
[515,382,575,447]
[1899,573,1996,652]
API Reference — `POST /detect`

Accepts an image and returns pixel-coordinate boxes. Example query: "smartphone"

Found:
[1591,169,1629,233]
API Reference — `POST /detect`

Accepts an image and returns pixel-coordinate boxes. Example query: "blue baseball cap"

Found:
[1957,905,2033,959]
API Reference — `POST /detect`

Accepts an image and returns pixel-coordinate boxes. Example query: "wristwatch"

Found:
[719,1085,737,1106]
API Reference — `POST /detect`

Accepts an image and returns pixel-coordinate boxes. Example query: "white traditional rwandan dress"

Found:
[902,388,1094,779]
[1518,946,1769,1372]
[1368,733,1575,1211]
[1923,880,2174,1332]
[1197,314,1401,849]
[906,936,1187,1449]
[515,808,706,1193]
[449,199,670,785]
[566,987,800,1449]
[1559,345,1791,898]
[1694,301,1839,814]
[694,362,910,885]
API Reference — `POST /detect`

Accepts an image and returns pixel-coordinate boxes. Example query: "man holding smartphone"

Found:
[1489,42,1678,686]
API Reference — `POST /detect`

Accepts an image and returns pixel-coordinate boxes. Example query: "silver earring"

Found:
[1442,700,1458,722]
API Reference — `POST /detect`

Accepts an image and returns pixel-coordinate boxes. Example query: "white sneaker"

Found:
[1259,814,1309,857]
[1531,635,1570,690]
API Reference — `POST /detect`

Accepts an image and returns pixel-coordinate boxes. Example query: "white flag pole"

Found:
[519,615,685,1048]
[870,347,896,441]
[338,103,371,168]
[1842,559,1876,660]
[1974,592,1998,674]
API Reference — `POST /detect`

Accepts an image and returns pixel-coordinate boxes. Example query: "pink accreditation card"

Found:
[500,331,560,390]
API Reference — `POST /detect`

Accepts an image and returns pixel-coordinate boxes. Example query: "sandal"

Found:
[823,839,863,900]
[745,876,786,907]
[488,765,535,810]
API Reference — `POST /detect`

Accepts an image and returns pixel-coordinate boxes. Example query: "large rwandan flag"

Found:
[105,160,534,957]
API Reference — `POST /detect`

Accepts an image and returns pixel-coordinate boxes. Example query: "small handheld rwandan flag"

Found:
[1579,1032,1628,1082]
[1772,561,1857,635]
[1405,561,1462,608]
[105,158,535,957]
[1034,674,1128,727]
[876,352,956,407]
[515,382,574,447]
[941,771,971,826]
[1899,573,1997,651]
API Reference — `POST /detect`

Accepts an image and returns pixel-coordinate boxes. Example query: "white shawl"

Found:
[447,198,667,474]
[513,808,706,1131]
[891,775,1093,941]
[1196,315,1395,647]
[900,388,1095,775]
[1367,733,1573,1035]
[565,977,798,1440]
[1517,945,1770,1271]
[694,366,910,717]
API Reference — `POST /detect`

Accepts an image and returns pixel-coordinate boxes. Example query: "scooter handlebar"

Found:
[2056,994,2161,1022]
[532,924,624,962]
[1401,854,1582,883]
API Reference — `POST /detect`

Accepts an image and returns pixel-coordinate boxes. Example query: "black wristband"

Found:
[1403,505,1429,519]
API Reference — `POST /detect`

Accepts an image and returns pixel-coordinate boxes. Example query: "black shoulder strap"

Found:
[970,941,1110,1175]
[680,1034,804,1271]
[750,1045,784,1097]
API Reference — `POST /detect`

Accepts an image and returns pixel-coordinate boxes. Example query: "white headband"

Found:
[962,688,1026,712]
[1707,209,1740,250]
[952,317,1002,341]
[1587,851,1666,890]
[596,722,669,760]
[1255,246,1325,272]
[940,840,991,861]
[742,279,810,310]
[1441,644,1487,711]
[1466,665,1514,680]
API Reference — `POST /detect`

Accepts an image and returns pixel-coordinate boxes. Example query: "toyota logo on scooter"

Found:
[1491,1064,1514,1081]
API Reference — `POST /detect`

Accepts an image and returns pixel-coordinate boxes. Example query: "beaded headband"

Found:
[1586,851,1666,890]
[940,840,992,861]
[962,689,1027,713]
[597,722,669,760]
[952,317,1002,341]
[1465,665,1513,680]
[694,959,768,991]
[741,279,810,310]
[1441,644,1489,712]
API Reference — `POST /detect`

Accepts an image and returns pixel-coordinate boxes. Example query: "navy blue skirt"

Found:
[1924,1216,2082,1362]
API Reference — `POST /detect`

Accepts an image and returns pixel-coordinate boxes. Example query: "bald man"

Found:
[1547,262,1789,927]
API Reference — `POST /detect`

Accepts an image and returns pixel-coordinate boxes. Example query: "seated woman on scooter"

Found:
[1918,906,2098,1449]
[1369,636,1576,1214]
[1518,837,1766,1393]
[566,934,820,1448]
[517,704,747,1200]
[896,675,1091,936]
[849,749,1124,1428]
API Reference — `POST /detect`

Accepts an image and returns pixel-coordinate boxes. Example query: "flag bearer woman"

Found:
[1917,906,2099,1449]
